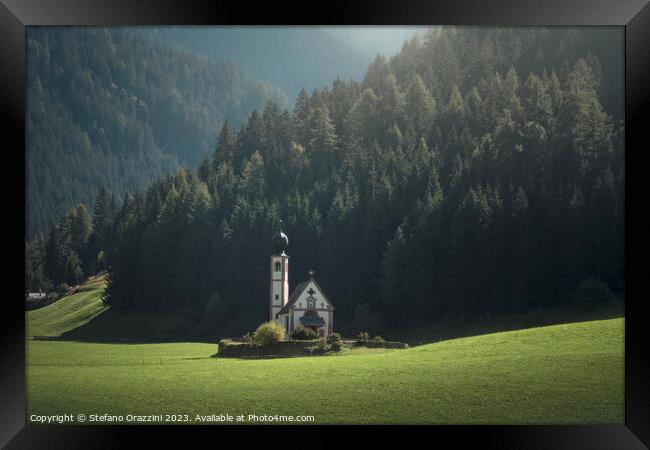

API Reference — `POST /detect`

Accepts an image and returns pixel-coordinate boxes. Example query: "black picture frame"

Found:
[2,0,647,447]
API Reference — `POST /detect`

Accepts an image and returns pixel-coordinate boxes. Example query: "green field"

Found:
[27,276,108,339]
[26,279,624,424]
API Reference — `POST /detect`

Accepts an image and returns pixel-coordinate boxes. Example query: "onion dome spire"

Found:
[272,220,288,255]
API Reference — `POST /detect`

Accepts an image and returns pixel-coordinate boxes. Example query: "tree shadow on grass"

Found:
[50,307,219,344]
[40,296,624,347]
[390,299,624,346]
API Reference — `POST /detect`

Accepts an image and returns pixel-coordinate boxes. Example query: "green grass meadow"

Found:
[26,279,624,424]
[27,276,108,339]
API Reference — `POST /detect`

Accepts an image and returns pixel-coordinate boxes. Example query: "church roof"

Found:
[276,278,334,316]
[272,229,288,255]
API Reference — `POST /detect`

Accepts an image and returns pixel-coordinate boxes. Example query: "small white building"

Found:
[269,228,334,339]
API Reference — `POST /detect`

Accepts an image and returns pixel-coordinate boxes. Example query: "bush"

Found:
[329,341,343,352]
[357,331,370,342]
[253,321,285,346]
[291,326,319,340]
[373,335,385,342]
[56,283,70,294]
[328,332,341,344]
[574,278,614,310]
[241,332,253,343]
[302,339,328,355]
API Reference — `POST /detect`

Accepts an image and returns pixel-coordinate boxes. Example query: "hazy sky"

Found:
[322,26,432,58]
[134,26,434,103]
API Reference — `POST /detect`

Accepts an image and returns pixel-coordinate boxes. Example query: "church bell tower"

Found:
[270,225,289,324]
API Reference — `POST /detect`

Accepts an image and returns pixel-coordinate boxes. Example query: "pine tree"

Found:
[213,120,236,166]
[523,72,553,128]
[447,85,466,122]
[240,151,267,199]
[69,204,93,255]
[405,74,436,139]
[363,55,392,93]
[308,103,338,179]
[345,88,380,147]
[293,88,311,147]
[25,234,52,292]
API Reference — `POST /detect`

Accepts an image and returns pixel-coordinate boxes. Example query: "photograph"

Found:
[2,0,646,444]
[22,24,626,426]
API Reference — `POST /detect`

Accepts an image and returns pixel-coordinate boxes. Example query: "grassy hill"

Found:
[27,276,210,342]
[27,275,108,339]
[26,318,623,424]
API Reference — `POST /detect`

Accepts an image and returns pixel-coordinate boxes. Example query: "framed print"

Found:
[2,0,648,447]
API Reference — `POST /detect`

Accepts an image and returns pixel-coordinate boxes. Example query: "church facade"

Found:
[269,228,334,339]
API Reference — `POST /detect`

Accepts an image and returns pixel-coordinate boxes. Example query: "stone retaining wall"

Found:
[352,340,409,349]
[217,339,322,357]
[217,338,408,357]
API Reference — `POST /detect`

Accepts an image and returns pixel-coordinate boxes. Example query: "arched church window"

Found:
[274,262,281,272]
[306,296,316,309]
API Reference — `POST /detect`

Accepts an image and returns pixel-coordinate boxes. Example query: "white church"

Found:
[269,227,334,339]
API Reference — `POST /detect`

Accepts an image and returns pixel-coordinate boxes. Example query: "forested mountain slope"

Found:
[27,27,624,337]
[136,27,373,102]
[26,27,288,238]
